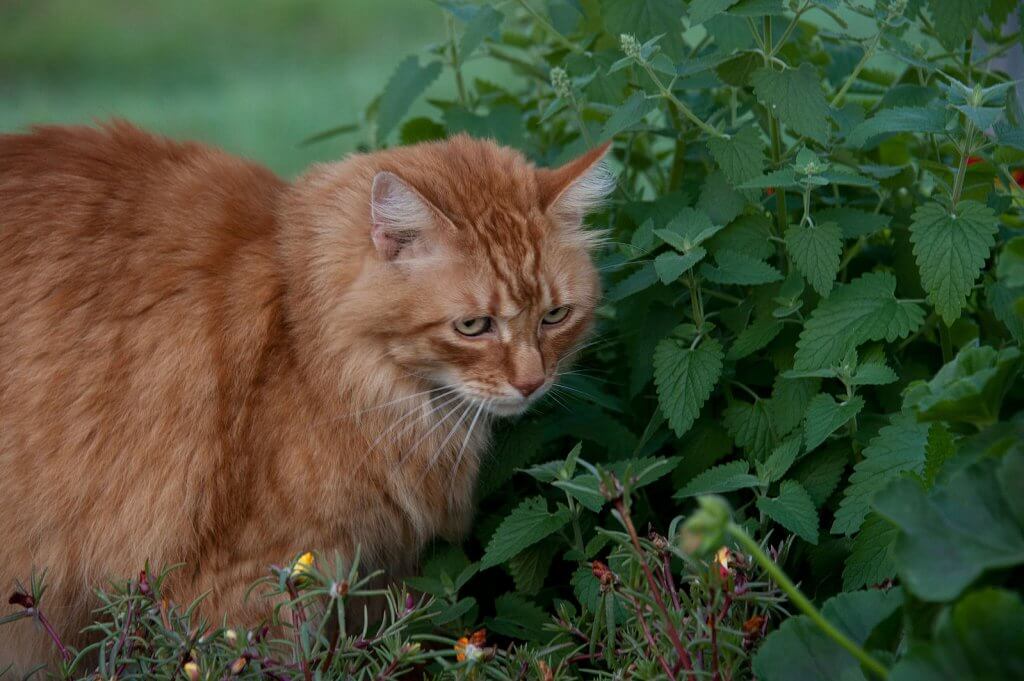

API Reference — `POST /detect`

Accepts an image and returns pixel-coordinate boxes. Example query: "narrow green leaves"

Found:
[480,497,571,569]
[757,480,819,544]
[910,201,998,325]
[751,63,830,143]
[794,272,925,371]
[786,222,843,297]
[654,337,723,437]
[376,56,443,141]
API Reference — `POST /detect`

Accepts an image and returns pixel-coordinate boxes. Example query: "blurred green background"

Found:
[0,0,455,177]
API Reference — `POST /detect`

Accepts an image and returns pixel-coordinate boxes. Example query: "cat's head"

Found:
[359,135,613,416]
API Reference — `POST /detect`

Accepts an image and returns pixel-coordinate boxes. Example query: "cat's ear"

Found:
[537,141,614,226]
[370,171,450,261]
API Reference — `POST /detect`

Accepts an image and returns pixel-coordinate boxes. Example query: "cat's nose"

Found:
[511,376,545,397]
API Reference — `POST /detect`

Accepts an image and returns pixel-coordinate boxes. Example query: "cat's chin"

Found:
[483,399,532,417]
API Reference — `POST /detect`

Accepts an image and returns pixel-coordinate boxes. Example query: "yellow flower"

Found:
[715,547,731,571]
[183,662,200,681]
[291,552,315,580]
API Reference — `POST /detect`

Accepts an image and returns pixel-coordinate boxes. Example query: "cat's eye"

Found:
[542,306,571,325]
[454,316,492,337]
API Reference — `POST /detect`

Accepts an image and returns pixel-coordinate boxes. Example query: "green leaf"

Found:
[927,0,993,50]
[803,394,864,451]
[751,63,830,143]
[656,207,723,251]
[753,588,903,681]
[904,342,1022,427]
[486,593,549,642]
[832,415,930,535]
[480,497,571,569]
[458,5,503,58]
[890,588,1024,680]
[786,222,843,297]
[654,336,724,437]
[507,544,553,595]
[758,480,820,544]
[607,262,658,301]
[688,0,741,24]
[768,375,818,437]
[792,447,848,507]
[701,250,783,285]
[922,422,956,489]
[706,125,766,187]
[738,167,800,190]
[847,106,948,147]
[724,400,775,460]
[875,451,1024,601]
[910,200,998,325]
[654,248,705,284]
[674,460,761,497]
[816,207,892,239]
[849,362,899,386]
[794,272,926,371]
[728,318,783,360]
[376,56,443,141]
[553,475,606,513]
[601,0,684,56]
[842,513,898,591]
[757,436,802,483]
[601,91,657,139]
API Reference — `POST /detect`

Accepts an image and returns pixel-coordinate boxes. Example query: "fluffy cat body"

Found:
[0,122,608,666]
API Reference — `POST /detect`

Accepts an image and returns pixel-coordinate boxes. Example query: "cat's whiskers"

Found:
[328,385,454,425]
[399,396,472,466]
[419,400,476,481]
[446,400,488,501]
[367,391,462,454]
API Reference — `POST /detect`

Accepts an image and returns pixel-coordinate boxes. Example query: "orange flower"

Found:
[455,629,487,662]
[715,546,732,579]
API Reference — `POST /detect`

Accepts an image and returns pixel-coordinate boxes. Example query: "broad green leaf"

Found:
[832,415,930,535]
[458,5,503,58]
[607,262,658,301]
[654,248,705,284]
[994,120,1024,150]
[377,56,443,141]
[922,422,956,489]
[656,207,723,250]
[786,221,843,297]
[803,394,864,451]
[654,336,724,437]
[849,362,899,386]
[816,206,891,239]
[674,460,760,497]
[553,476,606,512]
[792,447,848,507]
[701,250,783,285]
[794,272,925,371]
[874,451,1024,601]
[890,589,1024,681]
[842,513,898,591]
[706,213,774,260]
[507,544,553,595]
[904,342,1022,427]
[480,497,571,569]
[928,0,993,50]
[757,436,802,483]
[600,0,684,56]
[847,106,948,147]
[706,125,766,187]
[753,588,903,681]
[910,200,998,325]
[728,318,783,360]
[751,63,830,143]
[724,400,775,460]
[697,169,746,225]
[601,91,657,139]
[738,167,800,190]
[768,376,818,437]
[486,593,549,642]
[688,0,741,24]
[758,481,819,544]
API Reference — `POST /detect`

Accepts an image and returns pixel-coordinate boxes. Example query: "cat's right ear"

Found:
[370,171,448,261]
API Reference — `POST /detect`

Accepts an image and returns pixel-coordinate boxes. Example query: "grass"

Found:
[0,0,452,177]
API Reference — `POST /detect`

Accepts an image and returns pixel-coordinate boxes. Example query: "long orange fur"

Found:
[0,121,611,667]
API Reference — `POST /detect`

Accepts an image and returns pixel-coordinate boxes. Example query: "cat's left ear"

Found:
[537,141,614,226]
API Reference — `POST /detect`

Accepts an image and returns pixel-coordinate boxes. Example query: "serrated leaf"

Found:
[847,106,948,147]
[601,91,657,138]
[701,250,783,285]
[875,451,1024,601]
[792,447,848,507]
[842,513,898,591]
[757,436,802,483]
[724,400,775,460]
[654,337,724,437]
[849,362,898,386]
[794,272,925,371]
[459,5,503,58]
[758,480,819,544]
[707,125,766,187]
[769,376,818,437]
[688,0,741,24]
[928,0,993,50]
[738,167,800,190]
[816,207,892,239]
[751,63,830,143]
[832,415,930,535]
[486,593,549,641]
[656,207,723,250]
[786,222,843,296]
[728,318,783,360]
[754,589,903,681]
[377,56,443,141]
[654,249,705,284]
[607,262,658,301]
[910,200,998,325]
[600,0,684,56]
[922,422,956,489]
[480,497,571,569]
[804,394,864,451]
[675,460,760,497]
[507,544,554,595]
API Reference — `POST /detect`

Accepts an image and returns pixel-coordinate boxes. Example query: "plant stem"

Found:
[831,31,881,107]
[445,13,469,108]
[640,62,725,139]
[727,523,890,679]
[516,0,584,54]
[761,15,789,234]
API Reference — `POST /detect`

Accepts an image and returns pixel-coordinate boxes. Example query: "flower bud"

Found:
[620,33,642,61]
[549,67,572,99]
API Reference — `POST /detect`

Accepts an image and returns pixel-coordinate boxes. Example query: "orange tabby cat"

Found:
[0,121,611,666]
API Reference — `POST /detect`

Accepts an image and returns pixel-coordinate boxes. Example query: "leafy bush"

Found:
[6,0,1024,678]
